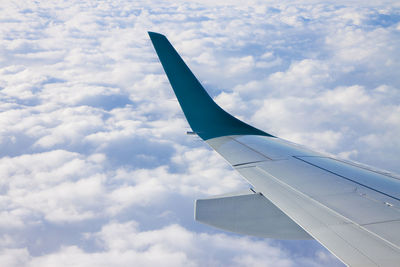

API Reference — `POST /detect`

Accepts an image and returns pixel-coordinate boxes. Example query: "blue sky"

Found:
[0,0,399,266]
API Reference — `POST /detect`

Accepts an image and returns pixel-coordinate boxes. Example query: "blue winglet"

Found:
[148,32,273,140]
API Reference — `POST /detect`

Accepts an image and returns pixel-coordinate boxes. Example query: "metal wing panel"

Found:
[207,135,400,266]
[253,160,400,226]
[365,221,400,249]
[236,165,400,266]
[206,136,267,165]
[296,156,400,201]
[234,135,323,159]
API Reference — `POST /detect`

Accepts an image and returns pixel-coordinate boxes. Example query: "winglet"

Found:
[148,32,273,140]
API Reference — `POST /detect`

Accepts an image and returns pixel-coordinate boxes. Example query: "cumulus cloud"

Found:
[1,0,399,266]
[2,221,339,267]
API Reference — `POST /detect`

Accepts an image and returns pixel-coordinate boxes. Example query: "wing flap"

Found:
[195,190,312,240]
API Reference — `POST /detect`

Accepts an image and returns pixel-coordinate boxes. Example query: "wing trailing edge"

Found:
[148,32,273,140]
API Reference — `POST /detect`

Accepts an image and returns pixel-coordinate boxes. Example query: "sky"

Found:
[0,0,399,266]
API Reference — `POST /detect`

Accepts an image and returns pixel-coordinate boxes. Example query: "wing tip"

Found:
[148,31,166,40]
[148,31,275,140]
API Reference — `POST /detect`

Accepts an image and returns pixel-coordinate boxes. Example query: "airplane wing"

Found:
[148,32,400,266]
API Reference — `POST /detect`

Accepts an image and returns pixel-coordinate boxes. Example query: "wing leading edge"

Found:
[149,32,400,266]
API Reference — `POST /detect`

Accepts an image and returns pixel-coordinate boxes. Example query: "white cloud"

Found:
[5,221,337,267]
[227,56,255,75]
[319,85,371,107]
[267,59,331,96]
[0,248,30,267]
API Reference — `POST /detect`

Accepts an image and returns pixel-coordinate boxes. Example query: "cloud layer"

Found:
[1,0,399,266]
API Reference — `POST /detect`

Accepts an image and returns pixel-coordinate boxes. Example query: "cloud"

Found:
[1,0,399,266]
[3,221,338,267]
[0,248,30,267]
